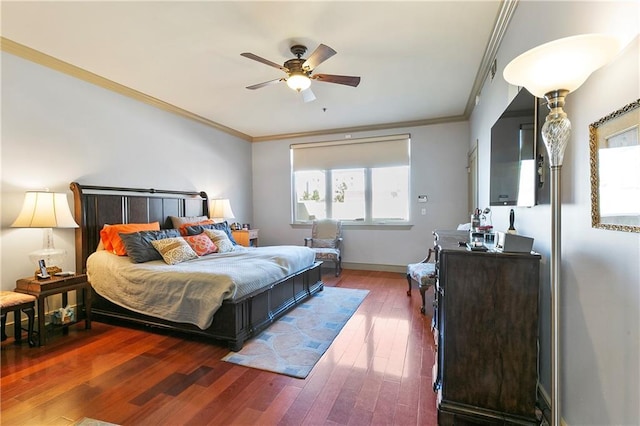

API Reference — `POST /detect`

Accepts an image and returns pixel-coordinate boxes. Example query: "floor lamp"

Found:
[503,34,620,426]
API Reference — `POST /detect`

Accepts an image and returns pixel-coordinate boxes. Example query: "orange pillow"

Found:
[100,222,160,255]
[183,233,217,256]
[178,219,215,236]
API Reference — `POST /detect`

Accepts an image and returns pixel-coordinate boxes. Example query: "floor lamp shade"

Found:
[503,34,620,426]
[11,191,79,268]
[503,34,620,99]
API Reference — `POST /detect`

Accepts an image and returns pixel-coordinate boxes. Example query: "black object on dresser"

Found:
[432,230,541,425]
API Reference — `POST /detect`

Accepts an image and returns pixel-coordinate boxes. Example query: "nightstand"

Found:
[232,229,259,247]
[15,273,91,346]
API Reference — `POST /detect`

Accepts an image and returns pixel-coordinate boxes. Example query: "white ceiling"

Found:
[1,1,507,141]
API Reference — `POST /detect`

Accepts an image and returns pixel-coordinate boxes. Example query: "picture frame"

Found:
[589,99,640,233]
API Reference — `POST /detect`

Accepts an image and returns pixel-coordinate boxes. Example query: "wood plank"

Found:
[0,270,437,425]
[255,384,302,425]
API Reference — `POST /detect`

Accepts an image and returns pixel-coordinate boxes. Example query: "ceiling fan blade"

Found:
[241,52,289,72]
[311,74,361,87]
[302,44,337,71]
[246,78,284,90]
[302,88,316,103]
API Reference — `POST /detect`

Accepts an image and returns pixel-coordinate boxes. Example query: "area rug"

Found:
[222,286,368,378]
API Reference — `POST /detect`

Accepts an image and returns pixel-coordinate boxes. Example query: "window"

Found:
[291,134,410,224]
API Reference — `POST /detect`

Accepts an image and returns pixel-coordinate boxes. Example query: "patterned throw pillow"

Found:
[151,237,198,265]
[213,221,238,245]
[183,233,217,256]
[203,229,234,253]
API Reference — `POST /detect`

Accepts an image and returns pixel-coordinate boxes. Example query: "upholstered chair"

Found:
[304,219,343,276]
[406,248,436,315]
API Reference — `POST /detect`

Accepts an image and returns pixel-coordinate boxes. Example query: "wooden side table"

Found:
[15,274,91,346]
[232,229,259,247]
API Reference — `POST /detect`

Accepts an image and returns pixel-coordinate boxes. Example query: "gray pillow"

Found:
[119,229,181,263]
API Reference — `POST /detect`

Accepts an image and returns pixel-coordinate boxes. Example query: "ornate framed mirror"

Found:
[589,99,640,232]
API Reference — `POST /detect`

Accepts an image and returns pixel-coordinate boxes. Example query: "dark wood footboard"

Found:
[90,262,323,350]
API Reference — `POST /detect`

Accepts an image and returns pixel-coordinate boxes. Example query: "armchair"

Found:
[407,248,436,315]
[304,219,343,276]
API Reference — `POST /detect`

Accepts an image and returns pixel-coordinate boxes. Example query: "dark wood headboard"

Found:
[70,182,209,273]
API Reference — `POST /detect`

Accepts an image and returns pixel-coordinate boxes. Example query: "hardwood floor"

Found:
[1,269,438,425]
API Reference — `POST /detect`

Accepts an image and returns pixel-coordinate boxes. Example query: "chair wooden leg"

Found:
[1,313,7,341]
[419,286,426,315]
[406,275,412,296]
[13,310,22,344]
[23,306,36,347]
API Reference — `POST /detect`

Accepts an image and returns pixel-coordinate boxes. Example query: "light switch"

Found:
[421,208,426,215]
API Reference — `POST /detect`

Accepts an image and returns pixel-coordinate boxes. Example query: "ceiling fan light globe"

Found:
[287,74,311,92]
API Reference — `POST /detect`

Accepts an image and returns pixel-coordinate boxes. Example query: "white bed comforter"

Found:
[87,245,316,329]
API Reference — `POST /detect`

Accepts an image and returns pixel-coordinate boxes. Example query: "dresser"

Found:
[432,230,540,425]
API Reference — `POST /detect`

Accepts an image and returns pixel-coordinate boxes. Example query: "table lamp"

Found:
[210,198,236,223]
[11,191,79,272]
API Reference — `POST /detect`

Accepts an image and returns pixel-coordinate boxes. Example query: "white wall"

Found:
[252,122,470,268]
[1,52,253,292]
[470,1,639,424]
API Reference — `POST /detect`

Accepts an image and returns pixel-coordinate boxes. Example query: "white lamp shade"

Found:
[11,191,79,228]
[503,34,621,98]
[210,198,235,220]
[287,74,311,92]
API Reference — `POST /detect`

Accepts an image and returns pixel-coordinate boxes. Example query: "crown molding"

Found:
[463,0,518,116]
[0,37,252,142]
[252,114,466,143]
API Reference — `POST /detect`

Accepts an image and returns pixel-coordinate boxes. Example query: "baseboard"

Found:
[2,303,80,338]
[341,262,406,273]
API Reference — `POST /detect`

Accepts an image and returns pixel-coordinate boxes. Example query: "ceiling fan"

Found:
[241,44,361,102]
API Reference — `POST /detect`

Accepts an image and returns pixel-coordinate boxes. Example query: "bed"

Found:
[70,182,323,351]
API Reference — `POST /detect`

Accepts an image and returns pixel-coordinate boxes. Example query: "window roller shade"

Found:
[292,134,410,171]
